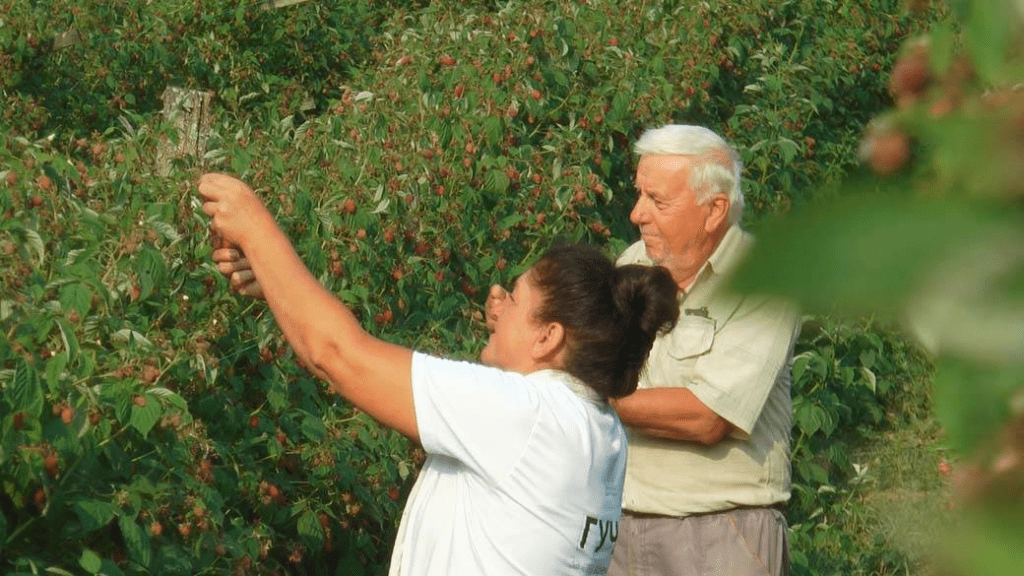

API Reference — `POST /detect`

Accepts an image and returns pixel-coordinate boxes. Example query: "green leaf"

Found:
[792,353,810,384]
[44,353,68,393]
[153,544,192,573]
[55,318,79,364]
[651,55,664,75]
[483,117,503,146]
[78,549,103,574]
[840,367,854,387]
[130,396,163,438]
[138,270,155,300]
[357,425,374,447]
[73,499,117,532]
[485,170,510,196]
[59,283,93,316]
[549,69,570,90]
[777,138,799,163]
[928,20,957,75]
[609,90,629,121]
[859,367,877,394]
[22,228,46,265]
[498,213,523,230]
[795,403,823,436]
[859,349,876,369]
[111,329,154,350]
[268,377,289,412]
[300,412,327,441]
[118,515,152,568]
[799,460,830,485]
[11,363,44,418]
[297,509,325,550]
[149,387,187,411]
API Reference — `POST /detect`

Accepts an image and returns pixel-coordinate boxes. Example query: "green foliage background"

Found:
[4,0,1019,575]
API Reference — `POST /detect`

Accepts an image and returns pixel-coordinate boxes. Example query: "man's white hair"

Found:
[634,125,744,224]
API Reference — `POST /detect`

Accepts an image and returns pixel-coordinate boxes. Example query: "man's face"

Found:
[480,270,545,373]
[630,155,711,285]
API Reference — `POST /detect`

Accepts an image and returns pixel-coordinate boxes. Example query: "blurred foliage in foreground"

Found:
[735,0,1024,574]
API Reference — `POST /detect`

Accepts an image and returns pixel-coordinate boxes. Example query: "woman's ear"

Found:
[532,322,566,363]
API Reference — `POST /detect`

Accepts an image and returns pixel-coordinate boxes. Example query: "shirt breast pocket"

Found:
[665,315,716,360]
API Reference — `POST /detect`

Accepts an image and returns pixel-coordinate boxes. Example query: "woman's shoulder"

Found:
[413,351,545,404]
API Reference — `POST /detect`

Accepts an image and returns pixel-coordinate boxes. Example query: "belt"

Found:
[623,502,786,519]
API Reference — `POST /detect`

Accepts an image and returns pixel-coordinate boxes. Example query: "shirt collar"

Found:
[529,369,604,404]
[687,224,751,291]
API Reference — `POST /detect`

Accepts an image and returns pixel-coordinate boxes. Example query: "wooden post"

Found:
[266,0,310,8]
[157,87,214,177]
[52,29,82,50]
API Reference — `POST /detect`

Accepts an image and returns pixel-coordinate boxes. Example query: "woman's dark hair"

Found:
[530,243,679,399]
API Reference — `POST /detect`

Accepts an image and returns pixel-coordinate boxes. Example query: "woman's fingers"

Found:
[215,254,250,275]
[237,278,265,299]
[212,247,239,262]
[198,174,268,300]
[485,284,508,331]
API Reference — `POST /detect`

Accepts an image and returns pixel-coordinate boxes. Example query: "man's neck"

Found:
[674,225,730,291]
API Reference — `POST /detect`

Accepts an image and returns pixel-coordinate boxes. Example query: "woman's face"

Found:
[480,270,548,373]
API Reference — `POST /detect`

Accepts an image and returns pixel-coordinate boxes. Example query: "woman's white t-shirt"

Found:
[388,352,627,576]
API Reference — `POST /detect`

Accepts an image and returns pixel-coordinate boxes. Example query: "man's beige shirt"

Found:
[616,225,801,516]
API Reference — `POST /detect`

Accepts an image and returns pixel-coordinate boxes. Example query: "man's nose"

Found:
[629,198,647,225]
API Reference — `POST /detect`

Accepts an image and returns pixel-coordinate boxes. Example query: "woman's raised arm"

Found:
[197,173,418,442]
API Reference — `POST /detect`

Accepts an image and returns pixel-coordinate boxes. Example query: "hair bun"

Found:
[529,245,680,399]
[613,264,679,338]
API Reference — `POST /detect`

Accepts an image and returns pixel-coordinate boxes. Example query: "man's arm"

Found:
[608,255,800,447]
[615,297,800,447]
[611,388,734,445]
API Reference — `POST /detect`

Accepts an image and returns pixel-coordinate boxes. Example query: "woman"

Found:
[197,172,679,575]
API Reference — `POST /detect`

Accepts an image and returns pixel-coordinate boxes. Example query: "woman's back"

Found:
[388,354,626,576]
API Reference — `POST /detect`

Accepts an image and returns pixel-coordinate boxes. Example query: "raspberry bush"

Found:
[1,1,968,574]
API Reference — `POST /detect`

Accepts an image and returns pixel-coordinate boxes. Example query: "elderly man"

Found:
[605,124,801,576]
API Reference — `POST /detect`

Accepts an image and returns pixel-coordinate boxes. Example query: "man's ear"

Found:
[704,193,730,232]
[532,322,566,362]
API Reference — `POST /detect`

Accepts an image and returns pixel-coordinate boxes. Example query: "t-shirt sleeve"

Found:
[615,240,652,267]
[411,352,541,484]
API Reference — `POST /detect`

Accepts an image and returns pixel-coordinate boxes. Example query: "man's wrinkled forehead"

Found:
[635,151,730,190]
[634,155,691,188]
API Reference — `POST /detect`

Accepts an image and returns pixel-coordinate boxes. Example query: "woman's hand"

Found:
[213,248,265,299]
[197,173,272,250]
[485,284,508,331]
